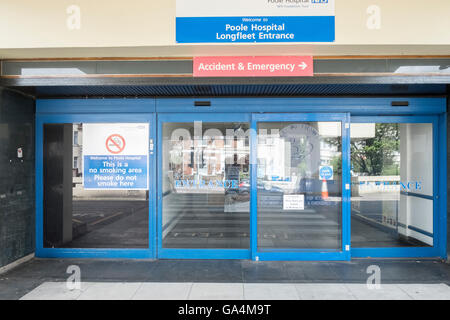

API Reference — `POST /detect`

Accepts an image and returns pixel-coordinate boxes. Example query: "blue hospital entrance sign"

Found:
[176,0,335,43]
[82,123,149,190]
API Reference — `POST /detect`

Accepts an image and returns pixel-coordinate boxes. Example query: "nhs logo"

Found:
[312,0,328,3]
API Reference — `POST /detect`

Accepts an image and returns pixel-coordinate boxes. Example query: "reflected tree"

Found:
[324,123,400,176]
[351,123,399,175]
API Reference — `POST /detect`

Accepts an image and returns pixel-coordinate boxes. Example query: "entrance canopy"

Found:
[1,57,449,98]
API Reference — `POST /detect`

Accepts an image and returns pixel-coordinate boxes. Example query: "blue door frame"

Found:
[251,113,351,261]
[35,97,447,260]
[350,115,446,258]
[35,99,157,259]
[157,113,252,259]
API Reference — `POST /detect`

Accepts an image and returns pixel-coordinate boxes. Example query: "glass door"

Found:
[252,113,351,261]
[36,113,155,259]
[158,113,252,259]
[350,116,441,258]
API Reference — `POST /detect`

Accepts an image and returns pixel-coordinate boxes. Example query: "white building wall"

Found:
[1,0,450,58]
[399,123,434,245]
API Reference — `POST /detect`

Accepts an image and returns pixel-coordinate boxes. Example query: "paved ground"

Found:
[1,258,450,300]
[18,281,450,300]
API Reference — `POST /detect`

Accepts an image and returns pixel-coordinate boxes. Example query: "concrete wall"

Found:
[0,88,35,268]
[1,0,450,58]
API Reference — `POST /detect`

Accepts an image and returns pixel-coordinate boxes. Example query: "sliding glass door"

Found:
[252,113,351,261]
[350,116,441,257]
[157,113,251,259]
[36,113,155,259]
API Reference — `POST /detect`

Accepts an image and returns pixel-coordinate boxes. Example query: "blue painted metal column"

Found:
[438,113,447,259]
[342,113,351,260]
[250,115,258,261]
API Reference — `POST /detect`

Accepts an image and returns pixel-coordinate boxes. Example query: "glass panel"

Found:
[43,123,149,248]
[257,122,342,250]
[351,123,433,247]
[162,122,250,249]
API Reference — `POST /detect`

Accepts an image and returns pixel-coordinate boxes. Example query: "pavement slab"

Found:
[0,258,448,300]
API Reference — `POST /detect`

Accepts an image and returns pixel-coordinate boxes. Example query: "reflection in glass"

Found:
[257,122,342,250]
[162,122,250,249]
[350,123,433,247]
[43,123,149,248]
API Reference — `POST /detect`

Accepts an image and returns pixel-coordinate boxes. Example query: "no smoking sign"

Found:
[105,134,126,154]
[83,123,149,190]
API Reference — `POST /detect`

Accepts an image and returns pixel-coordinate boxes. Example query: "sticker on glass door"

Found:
[83,123,149,190]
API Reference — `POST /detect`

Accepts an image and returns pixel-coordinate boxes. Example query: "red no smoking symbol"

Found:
[105,134,126,154]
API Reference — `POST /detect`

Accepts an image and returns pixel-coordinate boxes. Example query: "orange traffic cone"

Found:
[321,179,329,199]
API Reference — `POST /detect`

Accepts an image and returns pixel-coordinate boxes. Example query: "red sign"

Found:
[105,134,126,154]
[193,56,313,77]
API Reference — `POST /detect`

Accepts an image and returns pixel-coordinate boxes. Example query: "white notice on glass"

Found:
[283,194,305,210]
